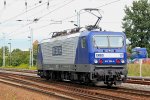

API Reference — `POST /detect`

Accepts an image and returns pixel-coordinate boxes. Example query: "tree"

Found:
[33,40,39,66]
[122,0,150,57]
[0,48,2,66]
[11,49,29,66]
[0,46,9,66]
[0,47,30,67]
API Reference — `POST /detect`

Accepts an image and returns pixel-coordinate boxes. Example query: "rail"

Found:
[0,70,149,100]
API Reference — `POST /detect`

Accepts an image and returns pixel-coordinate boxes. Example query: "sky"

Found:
[0,0,134,51]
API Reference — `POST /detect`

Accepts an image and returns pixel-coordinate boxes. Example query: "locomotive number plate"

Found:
[95,53,124,58]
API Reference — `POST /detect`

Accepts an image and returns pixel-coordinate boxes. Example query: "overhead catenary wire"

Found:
[0,0,45,32]
[0,0,15,11]
[31,0,122,30]
[5,0,121,39]
[27,0,70,20]
[0,1,49,25]
[2,0,63,30]
[23,0,122,32]
[38,0,75,21]
[7,0,75,38]
[0,0,7,20]
[8,22,62,38]
[37,0,122,30]
[61,0,121,22]
[0,0,52,37]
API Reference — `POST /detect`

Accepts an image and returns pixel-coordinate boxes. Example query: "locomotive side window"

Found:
[81,37,86,48]
[52,46,62,56]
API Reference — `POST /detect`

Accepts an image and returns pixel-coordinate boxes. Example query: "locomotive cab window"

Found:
[81,37,86,48]
[93,35,124,48]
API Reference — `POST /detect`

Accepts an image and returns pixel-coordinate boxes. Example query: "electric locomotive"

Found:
[37,9,127,86]
[37,28,127,86]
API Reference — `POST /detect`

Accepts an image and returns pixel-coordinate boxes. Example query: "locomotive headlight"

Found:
[94,59,98,63]
[121,59,125,63]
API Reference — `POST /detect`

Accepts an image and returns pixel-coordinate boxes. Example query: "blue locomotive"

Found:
[37,27,127,86]
[37,9,127,86]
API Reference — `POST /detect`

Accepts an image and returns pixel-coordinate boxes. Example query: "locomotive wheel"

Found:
[40,76,44,78]
[45,76,50,80]
[107,82,113,87]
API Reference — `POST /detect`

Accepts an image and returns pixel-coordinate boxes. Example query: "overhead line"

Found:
[8,23,58,38]
[6,21,33,37]
[96,0,121,8]
[7,0,75,38]
[5,0,65,36]
[0,0,17,12]
[28,0,122,31]
[0,1,48,24]
[61,0,121,22]
[7,0,120,38]
[38,0,75,20]
[1,1,50,38]
[27,0,70,20]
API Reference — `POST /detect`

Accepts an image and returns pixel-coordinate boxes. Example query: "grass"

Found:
[2,64,37,70]
[127,64,150,77]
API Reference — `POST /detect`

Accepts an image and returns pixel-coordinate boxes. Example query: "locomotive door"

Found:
[77,36,89,64]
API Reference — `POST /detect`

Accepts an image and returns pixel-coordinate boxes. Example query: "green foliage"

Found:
[122,0,150,57]
[0,57,2,66]
[11,49,29,66]
[0,46,9,66]
[0,48,30,67]
[33,42,38,66]
[17,63,29,69]
[17,64,37,70]
[0,40,38,67]
[128,64,150,77]
[3,64,37,70]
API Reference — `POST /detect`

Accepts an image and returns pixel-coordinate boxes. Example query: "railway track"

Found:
[127,76,150,85]
[0,70,150,100]
[0,73,125,100]
[0,68,150,85]
[0,75,72,100]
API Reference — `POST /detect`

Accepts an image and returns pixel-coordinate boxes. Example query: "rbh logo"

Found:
[99,54,104,57]
[95,53,104,58]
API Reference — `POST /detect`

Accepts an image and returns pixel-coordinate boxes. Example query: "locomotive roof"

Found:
[40,30,125,44]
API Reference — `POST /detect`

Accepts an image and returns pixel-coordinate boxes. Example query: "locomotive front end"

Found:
[89,32,127,86]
